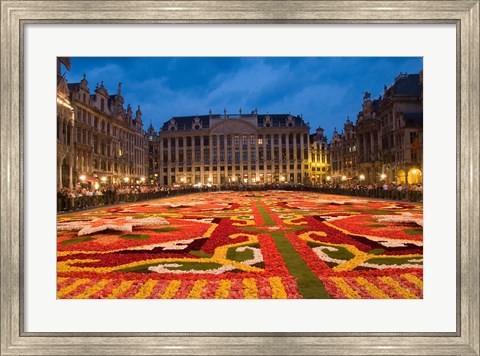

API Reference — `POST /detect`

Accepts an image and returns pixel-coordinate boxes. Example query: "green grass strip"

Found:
[119,234,149,240]
[366,256,422,266]
[255,201,330,299]
[306,242,355,260]
[404,229,423,235]
[61,237,95,246]
[189,250,212,258]
[152,227,181,233]
[255,200,276,226]
[270,232,331,299]
[226,246,255,262]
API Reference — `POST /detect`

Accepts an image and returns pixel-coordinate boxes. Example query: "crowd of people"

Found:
[57,181,423,212]
[57,184,167,200]
[57,184,177,211]
[319,182,423,192]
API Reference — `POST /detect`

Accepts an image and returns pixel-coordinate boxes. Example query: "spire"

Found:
[136,105,142,120]
[80,73,88,89]
[117,82,122,96]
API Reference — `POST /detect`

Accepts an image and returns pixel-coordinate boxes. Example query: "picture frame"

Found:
[1,1,478,355]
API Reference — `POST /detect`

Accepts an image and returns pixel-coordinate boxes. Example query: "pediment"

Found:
[210,119,258,135]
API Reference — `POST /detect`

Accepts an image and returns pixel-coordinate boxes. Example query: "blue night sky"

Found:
[66,57,422,140]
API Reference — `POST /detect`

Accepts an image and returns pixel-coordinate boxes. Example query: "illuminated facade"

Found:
[57,58,75,189]
[328,71,423,185]
[57,58,149,189]
[68,78,148,187]
[156,110,329,186]
[379,72,423,184]
[58,57,422,190]
[329,117,356,180]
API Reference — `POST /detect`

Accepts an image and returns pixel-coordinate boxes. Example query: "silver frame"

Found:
[1,1,478,355]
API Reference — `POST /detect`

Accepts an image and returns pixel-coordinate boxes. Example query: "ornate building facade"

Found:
[57,58,149,189]
[379,72,423,184]
[309,127,330,184]
[57,58,75,189]
[329,117,356,180]
[154,110,328,186]
[58,57,422,190]
[355,95,382,183]
[328,71,423,185]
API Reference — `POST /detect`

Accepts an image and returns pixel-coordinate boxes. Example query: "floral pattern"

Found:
[57,191,422,299]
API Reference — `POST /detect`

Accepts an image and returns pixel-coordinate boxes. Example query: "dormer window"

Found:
[170,126,176,132]
[264,115,272,128]
[194,124,200,130]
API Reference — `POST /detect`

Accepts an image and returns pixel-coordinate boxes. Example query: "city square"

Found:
[57,57,423,299]
[57,190,422,299]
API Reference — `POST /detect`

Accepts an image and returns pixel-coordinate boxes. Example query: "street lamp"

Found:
[380,173,387,180]
[124,177,129,183]
[341,175,347,181]
[79,175,86,182]
[140,176,145,183]
[359,174,365,181]
[326,176,331,181]
[101,176,107,183]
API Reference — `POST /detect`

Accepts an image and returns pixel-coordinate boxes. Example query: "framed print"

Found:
[1,1,478,355]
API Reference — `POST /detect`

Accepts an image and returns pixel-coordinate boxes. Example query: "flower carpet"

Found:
[57,191,423,299]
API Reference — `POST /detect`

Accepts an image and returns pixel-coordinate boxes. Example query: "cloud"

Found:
[67,57,422,140]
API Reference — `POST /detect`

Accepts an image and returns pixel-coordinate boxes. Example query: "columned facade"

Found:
[157,112,318,186]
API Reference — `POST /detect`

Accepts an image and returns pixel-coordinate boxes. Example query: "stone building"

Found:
[328,117,356,181]
[156,110,322,186]
[57,57,75,189]
[57,58,149,189]
[355,93,382,184]
[379,72,423,184]
[147,122,161,184]
[309,127,330,184]
[328,71,423,185]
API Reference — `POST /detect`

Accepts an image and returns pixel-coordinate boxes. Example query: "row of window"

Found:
[161,133,311,148]
[76,106,146,146]
[161,163,311,173]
